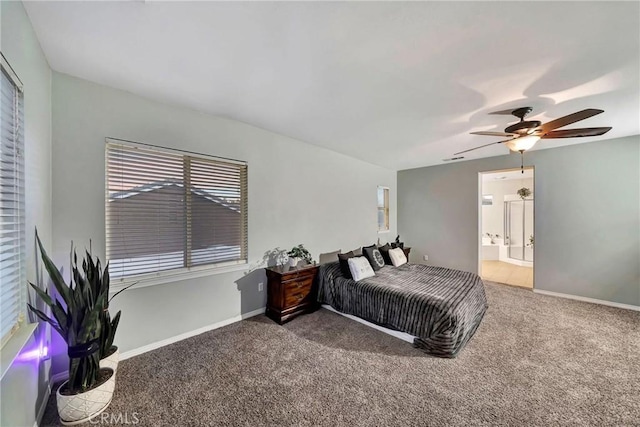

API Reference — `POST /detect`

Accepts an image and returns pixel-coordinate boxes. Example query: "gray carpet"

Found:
[42,283,640,426]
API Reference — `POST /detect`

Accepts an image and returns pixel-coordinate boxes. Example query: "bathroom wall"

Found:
[481,177,534,241]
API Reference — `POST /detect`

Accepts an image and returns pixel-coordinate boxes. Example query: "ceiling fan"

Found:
[456,106,612,172]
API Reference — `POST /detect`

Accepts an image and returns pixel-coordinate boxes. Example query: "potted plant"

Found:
[82,248,133,374]
[28,233,115,425]
[517,187,532,199]
[98,308,121,374]
[287,244,313,267]
[391,235,404,249]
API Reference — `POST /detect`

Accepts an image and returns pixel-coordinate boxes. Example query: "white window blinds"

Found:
[0,59,25,346]
[106,140,248,279]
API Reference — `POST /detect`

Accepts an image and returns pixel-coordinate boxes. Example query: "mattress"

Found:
[317,262,488,357]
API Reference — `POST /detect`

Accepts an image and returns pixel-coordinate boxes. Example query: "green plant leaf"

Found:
[107,311,121,350]
[29,282,55,309]
[35,231,74,313]
[27,304,64,337]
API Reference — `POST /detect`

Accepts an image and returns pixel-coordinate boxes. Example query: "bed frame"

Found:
[321,304,415,343]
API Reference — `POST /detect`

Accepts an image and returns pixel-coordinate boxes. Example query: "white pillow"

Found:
[388,248,407,267]
[348,256,376,281]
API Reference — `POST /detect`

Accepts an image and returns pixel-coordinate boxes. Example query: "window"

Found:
[106,140,248,280]
[0,55,25,346]
[377,186,389,232]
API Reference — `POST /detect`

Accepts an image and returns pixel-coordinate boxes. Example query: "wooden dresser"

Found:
[265,264,319,324]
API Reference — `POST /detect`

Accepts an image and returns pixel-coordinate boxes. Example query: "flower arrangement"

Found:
[517,187,532,199]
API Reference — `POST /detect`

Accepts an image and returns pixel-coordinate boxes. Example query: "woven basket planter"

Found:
[100,346,120,374]
[57,368,115,426]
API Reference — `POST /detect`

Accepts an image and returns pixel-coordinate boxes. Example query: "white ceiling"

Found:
[23,1,640,171]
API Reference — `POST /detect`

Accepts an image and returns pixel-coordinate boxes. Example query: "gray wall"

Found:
[1,1,53,426]
[398,136,640,306]
[50,73,397,370]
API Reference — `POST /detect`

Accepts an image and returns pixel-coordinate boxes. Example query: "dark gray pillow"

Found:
[338,251,355,278]
[378,243,392,265]
[363,245,385,271]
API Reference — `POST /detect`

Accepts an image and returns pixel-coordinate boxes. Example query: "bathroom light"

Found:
[505,135,541,152]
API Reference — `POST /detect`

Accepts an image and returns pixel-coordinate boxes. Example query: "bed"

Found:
[317,261,488,358]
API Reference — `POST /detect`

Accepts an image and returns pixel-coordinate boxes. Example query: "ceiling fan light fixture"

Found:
[462,107,610,156]
[506,135,540,152]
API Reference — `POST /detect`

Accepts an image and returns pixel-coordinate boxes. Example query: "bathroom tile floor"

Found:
[481,261,533,288]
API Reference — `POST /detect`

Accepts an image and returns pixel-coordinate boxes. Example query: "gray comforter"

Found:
[317,262,488,357]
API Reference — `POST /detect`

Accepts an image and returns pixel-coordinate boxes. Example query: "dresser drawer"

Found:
[283,276,313,293]
[283,276,313,309]
[284,289,312,308]
[281,270,315,282]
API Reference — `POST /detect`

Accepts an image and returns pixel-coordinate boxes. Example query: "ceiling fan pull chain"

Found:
[520,151,524,174]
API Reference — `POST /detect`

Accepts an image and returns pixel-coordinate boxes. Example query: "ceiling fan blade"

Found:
[489,106,532,116]
[541,127,612,139]
[539,109,604,133]
[470,131,517,137]
[489,108,520,115]
[454,139,513,156]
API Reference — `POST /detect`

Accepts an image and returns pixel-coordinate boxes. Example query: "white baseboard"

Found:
[119,307,266,360]
[533,289,640,311]
[34,383,51,427]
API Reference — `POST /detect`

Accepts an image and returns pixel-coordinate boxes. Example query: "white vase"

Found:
[100,346,119,374]
[57,368,115,426]
[288,257,299,268]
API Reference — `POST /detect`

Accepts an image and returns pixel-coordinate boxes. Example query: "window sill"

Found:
[109,262,250,293]
[0,322,38,380]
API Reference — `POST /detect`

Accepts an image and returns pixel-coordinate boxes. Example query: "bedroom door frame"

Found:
[477,167,535,289]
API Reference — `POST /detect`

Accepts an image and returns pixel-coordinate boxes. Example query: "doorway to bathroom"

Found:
[479,168,534,289]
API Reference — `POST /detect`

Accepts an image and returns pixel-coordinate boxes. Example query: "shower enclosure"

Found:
[504,199,534,262]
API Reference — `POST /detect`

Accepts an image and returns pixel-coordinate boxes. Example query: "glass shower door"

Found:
[508,200,524,260]
[504,199,534,262]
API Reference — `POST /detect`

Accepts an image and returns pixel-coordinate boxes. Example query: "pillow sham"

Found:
[363,245,385,271]
[388,247,408,267]
[338,251,355,278]
[378,243,392,265]
[319,249,341,265]
[348,256,376,281]
[349,247,363,257]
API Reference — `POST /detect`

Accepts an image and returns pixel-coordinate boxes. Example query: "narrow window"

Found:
[377,186,389,232]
